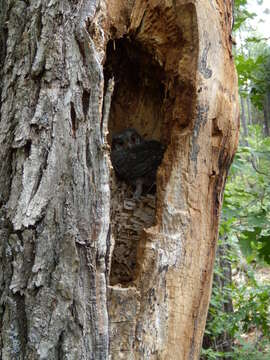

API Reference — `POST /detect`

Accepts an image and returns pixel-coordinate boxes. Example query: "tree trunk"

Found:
[263,98,269,136]
[0,1,239,359]
[247,96,252,125]
[202,240,234,359]
[240,96,248,141]
[263,92,270,137]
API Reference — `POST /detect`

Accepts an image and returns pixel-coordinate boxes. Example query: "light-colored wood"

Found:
[108,1,239,359]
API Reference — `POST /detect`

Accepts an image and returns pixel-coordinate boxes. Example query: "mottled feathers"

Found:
[111,128,165,197]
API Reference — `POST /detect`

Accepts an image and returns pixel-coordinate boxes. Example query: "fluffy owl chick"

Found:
[111,128,165,198]
[111,128,143,150]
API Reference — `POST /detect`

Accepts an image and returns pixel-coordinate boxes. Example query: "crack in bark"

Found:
[0,1,8,122]
[82,89,90,119]
[70,101,78,138]
[14,293,27,358]
[101,77,114,145]
[24,140,32,158]
[75,34,86,65]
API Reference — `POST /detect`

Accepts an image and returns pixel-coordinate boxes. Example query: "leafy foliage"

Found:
[233,0,270,109]
[202,2,270,359]
[202,124,270,359]
[202,236,270,360]
[234,39,270,109]
[235,53,267,101]
[234,0,256,31]
[222,125,270,264]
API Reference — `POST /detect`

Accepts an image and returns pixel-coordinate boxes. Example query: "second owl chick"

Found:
[111,128,165,198]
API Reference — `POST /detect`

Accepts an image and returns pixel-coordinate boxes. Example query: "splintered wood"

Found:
[110,180,156,285]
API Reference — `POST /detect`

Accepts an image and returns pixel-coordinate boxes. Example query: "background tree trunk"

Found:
[240,96,248,140]
[0,1,239,359]
[202,240,234,359]
[247,96,252,125]
[263,92,270,136]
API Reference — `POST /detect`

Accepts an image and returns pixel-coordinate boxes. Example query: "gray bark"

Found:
[0,1,239,359]
[0,1,110,359]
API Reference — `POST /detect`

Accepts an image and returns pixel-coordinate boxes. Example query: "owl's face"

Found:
[112,128,142,150]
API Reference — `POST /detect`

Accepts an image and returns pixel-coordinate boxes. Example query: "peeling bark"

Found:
[0,1,238,359]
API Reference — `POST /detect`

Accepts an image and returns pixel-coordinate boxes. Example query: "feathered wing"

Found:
[111,140,165,183]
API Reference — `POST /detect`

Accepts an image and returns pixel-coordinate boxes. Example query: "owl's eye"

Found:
[112,138,123,149]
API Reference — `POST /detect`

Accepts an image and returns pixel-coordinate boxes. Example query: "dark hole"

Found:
[104,37,166,286]
[70,102,77,138]
[24,140,32,158]
[82,89,90,118]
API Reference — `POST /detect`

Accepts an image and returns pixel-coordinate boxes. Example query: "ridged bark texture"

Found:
[0,1,238,359]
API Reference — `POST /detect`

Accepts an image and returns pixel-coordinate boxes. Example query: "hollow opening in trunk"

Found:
[104,37,167,286]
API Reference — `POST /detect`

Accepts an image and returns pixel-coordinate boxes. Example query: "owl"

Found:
[111,128,165,198]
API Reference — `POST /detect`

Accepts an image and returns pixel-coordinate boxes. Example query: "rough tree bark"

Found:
[0,1,239,359]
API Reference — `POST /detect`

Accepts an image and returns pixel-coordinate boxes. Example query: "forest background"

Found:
[201,0,270,358]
